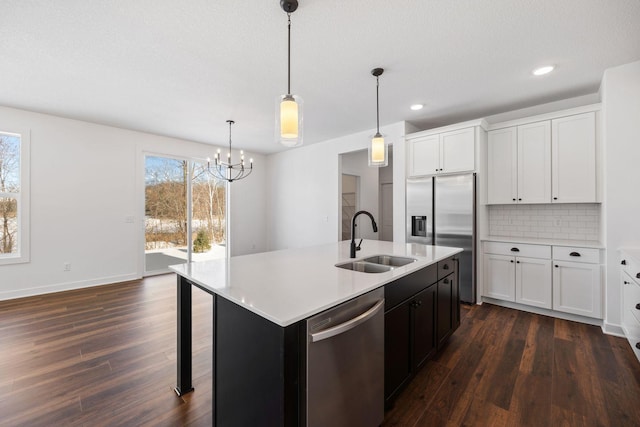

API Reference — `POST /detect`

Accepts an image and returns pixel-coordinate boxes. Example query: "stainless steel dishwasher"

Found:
[306,287,384,427]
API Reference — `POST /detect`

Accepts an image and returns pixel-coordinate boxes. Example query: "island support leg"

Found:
[174,276,194,396]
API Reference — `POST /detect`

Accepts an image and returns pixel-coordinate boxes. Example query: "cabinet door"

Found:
[384,301,412,402]
[515,257,552,309]
[483,253,515,301]
[440,127,475,174]
[487,127,517,204]
[551,112,597,203]
[412,285,437,369]
[436,276,454,349]
[408,135,440,177]
[552,261,602,318]
[517,121,551,204]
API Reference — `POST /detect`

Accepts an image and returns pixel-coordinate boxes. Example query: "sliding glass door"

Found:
[144,155,226,275]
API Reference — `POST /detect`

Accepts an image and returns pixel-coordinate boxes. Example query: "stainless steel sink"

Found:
[335,261,392,273]
[362,255,417,267]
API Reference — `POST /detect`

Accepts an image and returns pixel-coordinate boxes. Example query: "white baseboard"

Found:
[0,273,141,301]
[481,297,604,328]
[602,322,625,337]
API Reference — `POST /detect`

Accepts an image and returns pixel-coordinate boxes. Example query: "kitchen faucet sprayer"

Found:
[350,211,378,258]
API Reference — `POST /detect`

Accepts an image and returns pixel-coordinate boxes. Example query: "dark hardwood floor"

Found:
[1,275,639,426]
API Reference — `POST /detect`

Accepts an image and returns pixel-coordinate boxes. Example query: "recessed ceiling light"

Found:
[532,65,555,76]
[410,104,424,111]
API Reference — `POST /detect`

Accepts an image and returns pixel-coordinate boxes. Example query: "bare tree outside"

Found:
[144,156,226,271]
[0,133,20,255]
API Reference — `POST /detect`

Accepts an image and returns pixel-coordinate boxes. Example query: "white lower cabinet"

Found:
[552,261,601,318]
[516,257,552,309]
[483,241,603,319]
[484,254,516,301]
[620,250,640,362]
[483,242,551,309]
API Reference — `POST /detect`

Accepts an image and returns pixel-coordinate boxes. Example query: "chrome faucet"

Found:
[350,210,378,258]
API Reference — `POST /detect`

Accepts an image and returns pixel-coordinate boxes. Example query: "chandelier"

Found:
[207,120,253,182]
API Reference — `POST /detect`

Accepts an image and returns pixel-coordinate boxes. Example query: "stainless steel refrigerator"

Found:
[406,173,476,303]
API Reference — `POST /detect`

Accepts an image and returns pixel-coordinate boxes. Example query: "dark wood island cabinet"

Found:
[170,241,463,426]
[384,255,460,406]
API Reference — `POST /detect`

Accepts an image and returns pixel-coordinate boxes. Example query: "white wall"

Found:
[266,122,406,250]
[601,60,640,330]
[0,106,267,300]
[341,150,379,240]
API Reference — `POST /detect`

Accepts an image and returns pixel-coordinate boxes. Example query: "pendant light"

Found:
[369,67,388,167]
[207,120,253,183]
[276,0,303,147]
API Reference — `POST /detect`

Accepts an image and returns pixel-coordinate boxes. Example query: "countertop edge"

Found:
[481,235,605,249]
[170,243,463,327]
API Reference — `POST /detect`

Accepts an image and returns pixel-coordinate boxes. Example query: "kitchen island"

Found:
[170,240,462,426]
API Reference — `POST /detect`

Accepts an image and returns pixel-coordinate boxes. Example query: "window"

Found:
[144,155,226,274]
[0,129,30,265]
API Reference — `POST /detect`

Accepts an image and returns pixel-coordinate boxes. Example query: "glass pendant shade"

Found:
[369,133,388,167]
[276,94,303,147]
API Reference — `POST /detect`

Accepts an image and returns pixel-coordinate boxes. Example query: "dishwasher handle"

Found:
[310,299,384,343]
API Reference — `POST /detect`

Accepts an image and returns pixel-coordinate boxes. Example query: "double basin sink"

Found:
[336,255,417,273]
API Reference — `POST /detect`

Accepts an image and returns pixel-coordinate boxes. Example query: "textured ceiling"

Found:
[1,0,639,154]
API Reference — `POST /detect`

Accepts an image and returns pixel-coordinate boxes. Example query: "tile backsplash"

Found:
[488,203,601,241]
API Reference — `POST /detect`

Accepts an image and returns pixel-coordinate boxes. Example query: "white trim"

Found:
[481,296,604,328]
[603,322,625,337]
[0,273,140,301]
[487,103,602,131]
[405,118,489,140]
[0,127,30,265]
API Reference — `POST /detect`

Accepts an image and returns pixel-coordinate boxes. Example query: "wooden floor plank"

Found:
[1,277,639,426]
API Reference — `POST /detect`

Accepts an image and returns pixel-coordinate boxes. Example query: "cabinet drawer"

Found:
[553,246,600,264]
[438,257,455,279]
[483,241,550,259]
[622,256,640,286]
[384,264,438,310]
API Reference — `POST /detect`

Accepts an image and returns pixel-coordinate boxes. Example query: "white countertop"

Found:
[482,235,604,249]
[170,240,462,327]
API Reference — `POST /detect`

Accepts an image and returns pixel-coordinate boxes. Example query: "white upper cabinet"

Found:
[440,128,475,174]
[407,124,480,177]
[487,127,517,204]
[551,112,597,203]
[487,106,599,205]
[408,134,440,177]
[487,121,550,204]
[518,121,551,203]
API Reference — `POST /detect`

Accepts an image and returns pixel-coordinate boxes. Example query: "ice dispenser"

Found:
[411,216,427,237]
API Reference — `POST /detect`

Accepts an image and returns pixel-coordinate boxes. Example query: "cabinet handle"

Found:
[636,342,640,350]
[569,252,581,257]
[624,281,631,285]
[637,273,640,279]
[622,260,627,265]
[510,248,520,252]
[518,198,522,201]
[516,260,520,264]
[553,197,558,200]
[443,264,449,270]
[512,198,516,201]
[636,303,640,310]
[510,260,514,263]
[555,265,559,268]
[444,278,449,284]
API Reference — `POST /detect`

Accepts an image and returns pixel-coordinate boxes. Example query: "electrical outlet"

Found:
[63,262,71,271]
